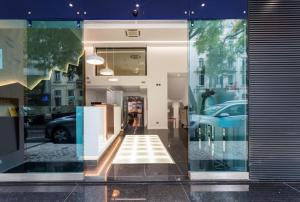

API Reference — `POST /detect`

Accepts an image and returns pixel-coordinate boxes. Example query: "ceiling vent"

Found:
[125,29,141,37]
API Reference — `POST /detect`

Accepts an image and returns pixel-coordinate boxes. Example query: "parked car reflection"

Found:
[45,114,76,143]
[189,100,247,141]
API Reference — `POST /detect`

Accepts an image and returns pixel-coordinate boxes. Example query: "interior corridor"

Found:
[107,128,189,181]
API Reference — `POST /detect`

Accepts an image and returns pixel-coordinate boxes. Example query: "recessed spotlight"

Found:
[243,10,246,14]
[83,11,87,15]
[69,3,73,7]
[136,4,140,8]
[27,11,32,15]
[201,3,205,7]
[76,11,80,15]
[112,189,120,198]
[76,21,81,28]
[28,20,32,27]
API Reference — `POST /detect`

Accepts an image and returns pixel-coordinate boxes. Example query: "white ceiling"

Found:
[89,85,147,93]
[83,20,188,46]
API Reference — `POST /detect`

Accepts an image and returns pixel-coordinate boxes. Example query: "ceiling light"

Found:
[108,77,119,82]
[201,3,205,7]
[86,54,105,65]
[100,67,114,76]
[100,48,114,76]
[69,3,73,7]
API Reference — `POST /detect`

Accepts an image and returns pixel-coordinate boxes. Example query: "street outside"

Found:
[25,125,80,162]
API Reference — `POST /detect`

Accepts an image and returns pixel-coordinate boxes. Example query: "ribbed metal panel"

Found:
[248,0,300,180]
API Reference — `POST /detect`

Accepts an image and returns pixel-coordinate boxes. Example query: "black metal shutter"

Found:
[248,0,300,180]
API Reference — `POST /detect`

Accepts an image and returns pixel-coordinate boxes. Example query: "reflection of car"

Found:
[45,115,76,143]
[189,100,247,141]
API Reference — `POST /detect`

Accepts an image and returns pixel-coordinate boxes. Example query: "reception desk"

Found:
[82,104,121,161]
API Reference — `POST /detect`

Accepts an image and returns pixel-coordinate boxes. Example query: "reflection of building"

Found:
[25,69,83,116]
[50,70,83,114]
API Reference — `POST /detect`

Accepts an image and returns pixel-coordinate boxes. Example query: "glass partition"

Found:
[188,20,248,172]
[95,48,146,76]
[0,20,84,177]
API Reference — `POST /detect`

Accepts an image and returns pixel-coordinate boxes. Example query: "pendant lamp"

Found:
[100,48,114,76]
[86,46,105,65]
[108,49,118,81]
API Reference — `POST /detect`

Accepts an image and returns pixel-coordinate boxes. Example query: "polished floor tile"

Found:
[183,183,300,202]
[106,183,190,202]
[286,183,300,193]
[1,183,300,202]
[0,184,77,202]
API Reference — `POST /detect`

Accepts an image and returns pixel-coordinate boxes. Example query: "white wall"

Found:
[168,75,188,106]
[146,45,187,129]
[86,89,107,106]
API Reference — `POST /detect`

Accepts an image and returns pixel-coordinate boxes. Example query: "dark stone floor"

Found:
[0,182,300,201]
[107,128,189,181]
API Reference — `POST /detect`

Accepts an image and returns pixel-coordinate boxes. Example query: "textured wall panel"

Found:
[249,0,300,180]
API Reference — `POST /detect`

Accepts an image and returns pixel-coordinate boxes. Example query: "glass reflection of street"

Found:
[188,19,248,172]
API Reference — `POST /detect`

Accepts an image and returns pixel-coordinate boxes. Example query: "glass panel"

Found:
[95,48,146,76]
[188,20,248,172]
[0,20,28,173]
[0,20,84,175]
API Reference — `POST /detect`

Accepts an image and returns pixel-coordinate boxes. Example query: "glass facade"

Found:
[0,20,84,174]
[0,19,248,181]
[188,20,248,172]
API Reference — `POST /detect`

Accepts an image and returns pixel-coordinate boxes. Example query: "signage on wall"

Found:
[0,49,3,69]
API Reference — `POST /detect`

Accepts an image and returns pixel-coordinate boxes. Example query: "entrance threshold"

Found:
[189,172,249,180]
[0,173,83,182]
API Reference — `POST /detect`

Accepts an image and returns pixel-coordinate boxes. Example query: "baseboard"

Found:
[0,173,83,182]
[189,172,249,180]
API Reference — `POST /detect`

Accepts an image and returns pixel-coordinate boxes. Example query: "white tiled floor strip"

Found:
[112,135,174,164]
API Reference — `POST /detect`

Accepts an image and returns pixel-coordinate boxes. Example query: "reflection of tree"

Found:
[63,55,83,80]
[189,20,246,78]
[189,20,246,113]
[27,23,83,87]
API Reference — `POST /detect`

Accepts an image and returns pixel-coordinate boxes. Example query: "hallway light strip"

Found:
[112,135,174,164]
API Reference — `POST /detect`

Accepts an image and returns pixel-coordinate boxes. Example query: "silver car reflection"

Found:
[189,100,247,141]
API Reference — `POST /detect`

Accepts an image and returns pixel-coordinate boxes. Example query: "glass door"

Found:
[188,19,248,179]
